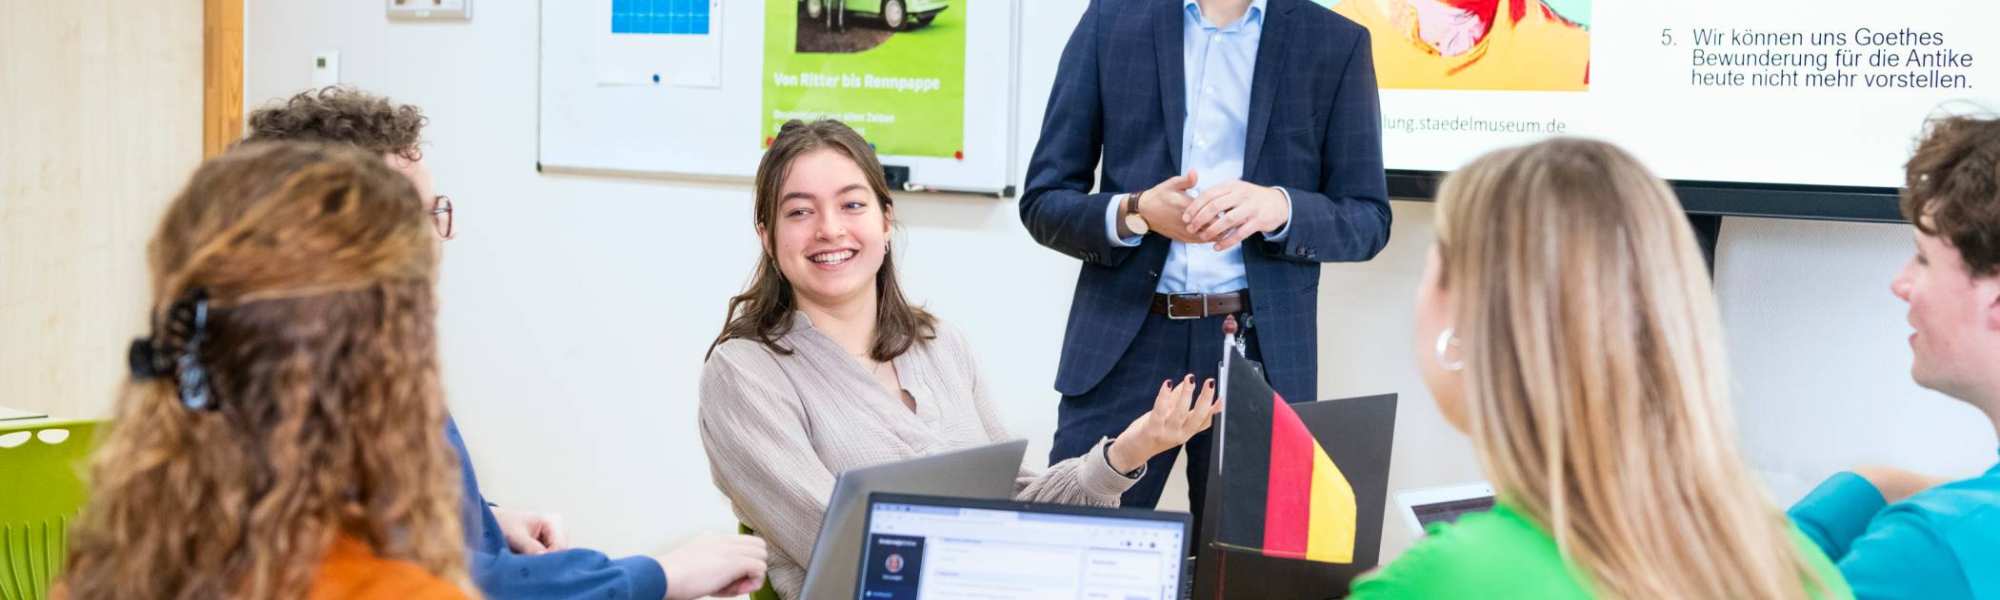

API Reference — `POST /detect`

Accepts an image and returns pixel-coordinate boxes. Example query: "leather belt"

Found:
[1149,290,1248,320]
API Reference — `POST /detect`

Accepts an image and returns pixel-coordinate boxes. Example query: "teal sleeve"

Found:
[1789,472,1887,560]
[1828,507,1972,600]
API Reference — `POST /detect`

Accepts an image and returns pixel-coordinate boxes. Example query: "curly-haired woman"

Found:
[62,141,469,599]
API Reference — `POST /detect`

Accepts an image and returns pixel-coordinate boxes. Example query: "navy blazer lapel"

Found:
[1155,1,1186,171]
[1243,0,1293,178]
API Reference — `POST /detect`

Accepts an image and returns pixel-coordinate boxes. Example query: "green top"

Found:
[1351,500,1854,599]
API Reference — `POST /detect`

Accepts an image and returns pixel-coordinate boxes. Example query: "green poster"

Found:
[763,0,966,159]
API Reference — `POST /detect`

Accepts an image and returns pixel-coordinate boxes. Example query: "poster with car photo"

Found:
[763,0,966,159]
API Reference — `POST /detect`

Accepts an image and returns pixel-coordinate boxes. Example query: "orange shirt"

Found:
[53,536,467,599]
[308,535,471,600]
[1333,0,1590,91]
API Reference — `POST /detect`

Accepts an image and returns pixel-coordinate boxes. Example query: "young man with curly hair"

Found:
[1788,115,2000,599]
[242,87,767,600]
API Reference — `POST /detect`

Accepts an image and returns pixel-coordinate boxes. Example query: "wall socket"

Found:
[312,51,340,87]
[387,0,471,21]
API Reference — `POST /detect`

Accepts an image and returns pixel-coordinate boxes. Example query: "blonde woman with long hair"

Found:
[1351,138,1851,598]
[62,142,471,599]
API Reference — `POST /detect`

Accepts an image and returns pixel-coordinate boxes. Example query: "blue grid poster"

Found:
[597,0,724,87]
[612,0,711,35]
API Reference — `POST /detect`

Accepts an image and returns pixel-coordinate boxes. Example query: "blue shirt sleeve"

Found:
[1264,186,1294,242]
[1790,471,1887,560]
[1828,507,1974,599]
[469,544,668,600]
[448,417,669,600]
[1790,472,1976,600]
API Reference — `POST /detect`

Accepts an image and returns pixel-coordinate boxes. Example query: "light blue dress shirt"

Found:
[1789,451,2000,599]
[1103,0,1291,295]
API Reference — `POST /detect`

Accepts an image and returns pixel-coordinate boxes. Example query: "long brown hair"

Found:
[708,119,935,360]
[1433,138,1824,599]
[63,142,471,598]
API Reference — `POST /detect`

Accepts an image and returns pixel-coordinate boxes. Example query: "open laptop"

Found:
[796,439,1029,599]
[1396,482,1496,537]
[853,492,1193,600]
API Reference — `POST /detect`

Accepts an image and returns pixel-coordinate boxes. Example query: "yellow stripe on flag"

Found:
[1305,442,1357,563]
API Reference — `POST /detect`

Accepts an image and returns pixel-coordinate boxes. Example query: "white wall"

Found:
[1719,218,1999,499]
[246,0,1994,564]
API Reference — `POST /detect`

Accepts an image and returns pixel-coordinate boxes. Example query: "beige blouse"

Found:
[698,312,1137,599]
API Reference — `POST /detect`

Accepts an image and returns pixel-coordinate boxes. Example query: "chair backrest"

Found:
[0,419,98,600]
[737,523,781,600]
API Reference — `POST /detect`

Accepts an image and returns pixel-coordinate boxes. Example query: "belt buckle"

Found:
[1166,293,1207,320]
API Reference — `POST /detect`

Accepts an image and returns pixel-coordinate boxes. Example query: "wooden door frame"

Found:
[203,0,243,157]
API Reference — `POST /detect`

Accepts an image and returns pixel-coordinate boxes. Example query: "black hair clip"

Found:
[126,339,168,379]
[127,289,217,410]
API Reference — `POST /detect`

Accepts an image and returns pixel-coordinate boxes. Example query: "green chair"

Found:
[738,523,781,600]
[0,419,97,600]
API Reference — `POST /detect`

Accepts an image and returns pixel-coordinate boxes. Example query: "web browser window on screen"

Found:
[857,501,1187,600]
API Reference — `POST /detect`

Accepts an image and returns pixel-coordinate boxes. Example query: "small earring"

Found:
[1435,327,1464,372]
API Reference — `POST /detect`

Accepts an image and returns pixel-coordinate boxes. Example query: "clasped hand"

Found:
[1138,170,1289,251]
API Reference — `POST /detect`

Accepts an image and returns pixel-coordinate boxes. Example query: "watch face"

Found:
[1125,212,1149,235]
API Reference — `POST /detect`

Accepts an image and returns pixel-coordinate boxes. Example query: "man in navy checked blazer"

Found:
[1020,0,1391,525]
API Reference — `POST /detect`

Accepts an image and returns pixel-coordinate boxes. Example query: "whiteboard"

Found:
[539,1,1020,195]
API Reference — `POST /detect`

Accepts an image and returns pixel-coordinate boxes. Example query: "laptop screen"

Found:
[857,494,1190,600]
[1411,496,1495,530]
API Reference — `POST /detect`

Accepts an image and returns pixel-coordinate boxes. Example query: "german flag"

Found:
[1214,341,1358,563]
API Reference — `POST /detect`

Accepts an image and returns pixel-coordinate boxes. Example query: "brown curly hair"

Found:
[244,86,428,161]
[62,141,471,598]
[1904,114,2000,276]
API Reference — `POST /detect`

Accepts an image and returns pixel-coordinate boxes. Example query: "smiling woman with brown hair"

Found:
[699,119,1220,599]
[61,141,469,599]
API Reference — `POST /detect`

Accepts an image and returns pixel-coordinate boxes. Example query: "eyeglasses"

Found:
[430,195,455,240]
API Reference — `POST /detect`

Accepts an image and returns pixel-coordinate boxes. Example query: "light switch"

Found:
[312,51,340,87]
[387,0,472,21]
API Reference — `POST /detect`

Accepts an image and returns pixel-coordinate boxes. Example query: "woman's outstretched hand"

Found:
[1108,375,1221,473]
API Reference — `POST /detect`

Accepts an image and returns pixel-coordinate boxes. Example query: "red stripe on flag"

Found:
[1263,392,1313,555]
